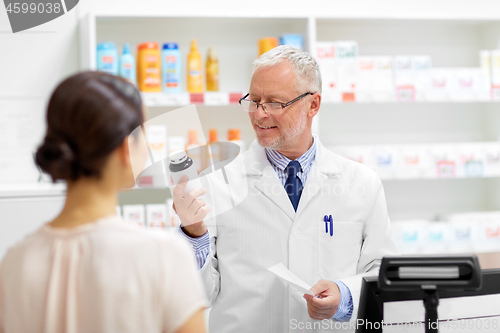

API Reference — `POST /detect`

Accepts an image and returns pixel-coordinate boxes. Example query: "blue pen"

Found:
[329,215,333,237]
[323,215,328,234]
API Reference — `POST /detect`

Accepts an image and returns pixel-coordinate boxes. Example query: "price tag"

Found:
[229,92,243,104]
[492,86,500,101]
[205,92,229,105]
[342,92,356,102]
[396,85,415,102]
[437,160,456,178]
[190,93,204,104]
[160,93,189,106]
[141,93,160,106]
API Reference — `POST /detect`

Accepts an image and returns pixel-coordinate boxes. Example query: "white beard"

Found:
[256,108,308,151]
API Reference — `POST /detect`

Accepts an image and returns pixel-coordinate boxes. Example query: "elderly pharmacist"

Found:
[173,45,399,333]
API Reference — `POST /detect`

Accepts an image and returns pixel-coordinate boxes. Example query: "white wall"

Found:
[0,6,79,258]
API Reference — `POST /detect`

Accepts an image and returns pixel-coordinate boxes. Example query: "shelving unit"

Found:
[79,11,500,240]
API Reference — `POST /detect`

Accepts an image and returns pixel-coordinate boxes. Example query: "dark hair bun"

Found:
[35,136,76,182]
[36,71,143,182]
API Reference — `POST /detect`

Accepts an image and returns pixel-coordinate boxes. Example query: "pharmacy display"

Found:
[97,38,500,104]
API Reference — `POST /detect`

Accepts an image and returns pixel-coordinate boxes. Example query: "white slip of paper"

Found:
[268,262,315,296]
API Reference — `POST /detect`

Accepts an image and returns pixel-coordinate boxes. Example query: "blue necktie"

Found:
[285,160,303,211]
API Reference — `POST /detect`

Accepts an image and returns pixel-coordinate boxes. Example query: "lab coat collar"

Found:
[243,137,342,219]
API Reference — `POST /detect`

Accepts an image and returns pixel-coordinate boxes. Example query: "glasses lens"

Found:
[240,99,257,112]
[266,103,283,113]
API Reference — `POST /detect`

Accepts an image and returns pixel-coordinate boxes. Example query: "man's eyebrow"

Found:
[248,93,286,101]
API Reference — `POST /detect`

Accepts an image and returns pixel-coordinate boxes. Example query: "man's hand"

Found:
[172,175,210,238]
[303,280,341,320]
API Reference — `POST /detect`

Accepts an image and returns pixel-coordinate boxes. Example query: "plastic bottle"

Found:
[137,42,161,92]
[96,42,118,75]
[207,129,222,167]
[225,128,245,160]
[169,150,203,197]
[162,43,182,93]
[206,47,219,92]
[185,129,203,173]
[258,37,278,57]
[187,39,203,93]
[119,43,136,85]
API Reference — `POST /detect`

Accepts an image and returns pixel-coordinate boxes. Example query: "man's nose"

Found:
[253,104,269,119]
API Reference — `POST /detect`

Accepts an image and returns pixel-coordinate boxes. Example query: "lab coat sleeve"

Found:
[339,175,400,320]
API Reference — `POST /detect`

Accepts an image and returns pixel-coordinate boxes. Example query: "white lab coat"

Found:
[199,137,399,333]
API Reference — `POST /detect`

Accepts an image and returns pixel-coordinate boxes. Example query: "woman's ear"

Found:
[118,137,131,166]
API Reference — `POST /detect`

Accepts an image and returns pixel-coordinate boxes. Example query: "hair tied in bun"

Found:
[35,132,76,182]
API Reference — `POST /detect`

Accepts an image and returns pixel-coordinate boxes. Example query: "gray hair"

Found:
[252,45,322,94]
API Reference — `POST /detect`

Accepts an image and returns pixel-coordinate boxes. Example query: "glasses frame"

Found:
[239,92,314,114]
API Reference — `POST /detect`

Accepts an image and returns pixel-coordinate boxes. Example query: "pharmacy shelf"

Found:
[141,92,500,107]
[79,10,500,224]
[141,92,243,107]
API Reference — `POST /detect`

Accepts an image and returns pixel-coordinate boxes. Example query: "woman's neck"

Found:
[48,178,118,228]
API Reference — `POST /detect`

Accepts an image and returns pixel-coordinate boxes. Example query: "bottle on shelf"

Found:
[258,37,278,57]
[96,42,118,75]
[162,43,182,93]
[279,34,303,50]
[225,128,245,161]
[206,47,219,92]
[187,39,204,93]
[119,43,136,85]
[185,129,203,173]
[206,129,222,169]
[137,42,161,92]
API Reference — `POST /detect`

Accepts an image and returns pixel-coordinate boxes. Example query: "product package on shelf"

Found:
[447,211,500,253]
[456,143,486,178]
[315,42,339,103]
[394,145,433,179]
[483,142,500,177]
[356,56,395,102]
[279,34,304,50]
[480,50,492,100]
[393,212,500,255]
[330,142,500,180]
[448,68,491,102]
[412,56,432,101]
[330,145,376,172]
[394,56,415,102]
[335,41,358,102]
[374,146,397,180]
[491,50,500,101]
[137,125,168,188]
[430,144,458,178]
[426,68,454,101]
[391,220,429,255]
[122,204,146,228]
[146,204,168,230]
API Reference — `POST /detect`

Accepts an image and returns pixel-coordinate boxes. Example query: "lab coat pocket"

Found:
[318,221,363,280]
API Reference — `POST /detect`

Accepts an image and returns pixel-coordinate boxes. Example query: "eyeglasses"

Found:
[239,92,314,115]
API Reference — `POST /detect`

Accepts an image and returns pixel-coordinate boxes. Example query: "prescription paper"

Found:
[267,262,315,296]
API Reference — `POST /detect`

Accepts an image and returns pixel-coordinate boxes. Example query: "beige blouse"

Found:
[0,215,207,333]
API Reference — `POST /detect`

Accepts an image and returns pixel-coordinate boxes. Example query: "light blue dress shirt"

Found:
[180,136,354,321]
